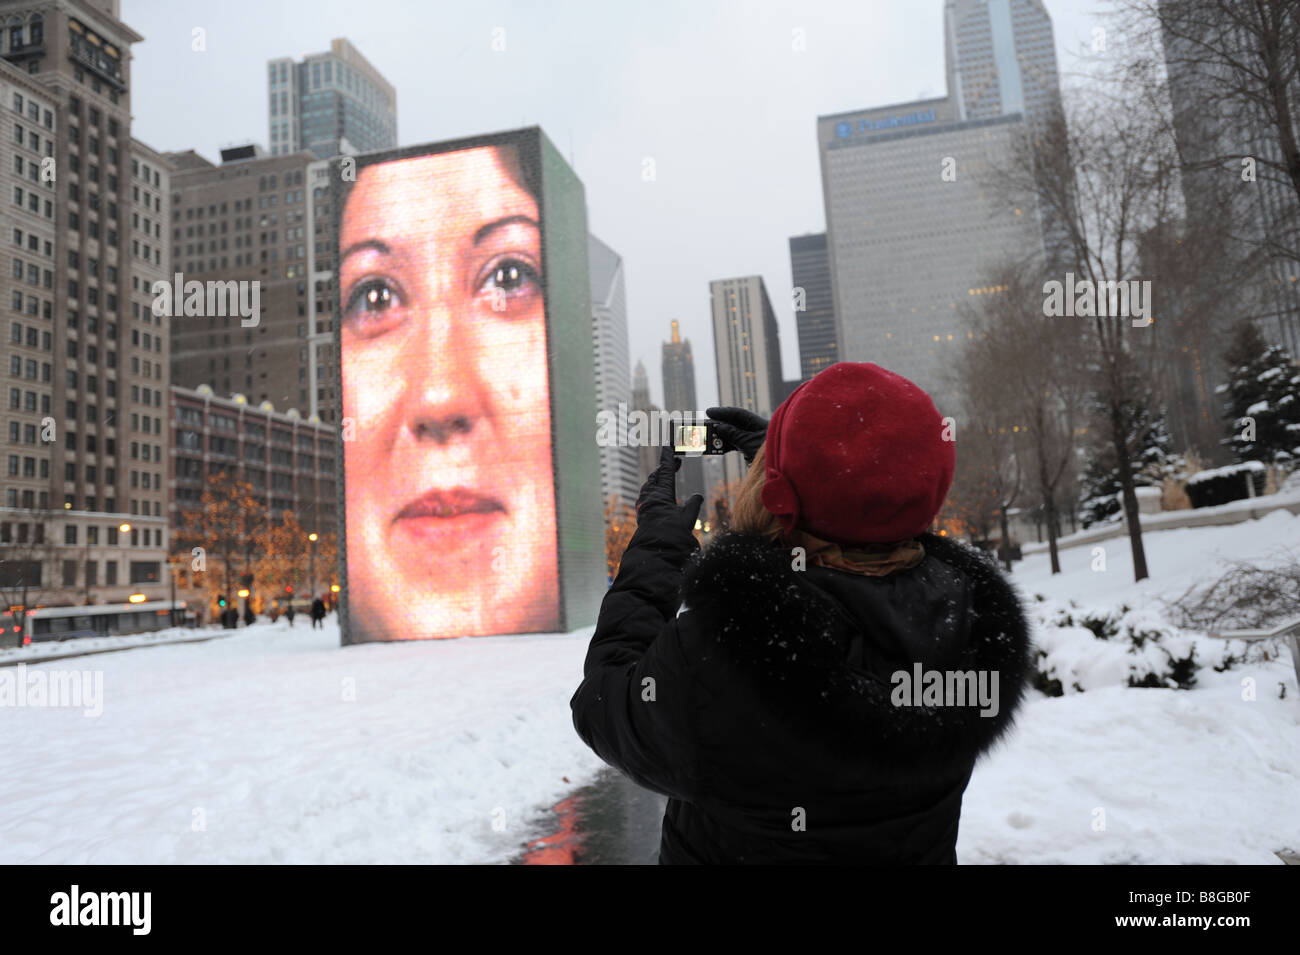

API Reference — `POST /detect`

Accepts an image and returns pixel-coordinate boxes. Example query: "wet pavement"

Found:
[515,767,667,865]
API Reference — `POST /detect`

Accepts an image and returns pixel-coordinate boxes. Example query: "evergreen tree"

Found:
[1077,401,1183,528]
[1217,320,1300,468]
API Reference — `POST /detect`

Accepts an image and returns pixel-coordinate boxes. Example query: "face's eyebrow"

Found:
[340,238,390,263]
[473,214,539,246]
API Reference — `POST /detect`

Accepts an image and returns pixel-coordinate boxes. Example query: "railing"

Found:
[1206,615,1300,692]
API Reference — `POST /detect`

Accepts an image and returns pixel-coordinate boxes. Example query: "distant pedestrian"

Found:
[285,605,296,627]
[269,604,280,623]
[243,605,255,627]
[310,596,326,630]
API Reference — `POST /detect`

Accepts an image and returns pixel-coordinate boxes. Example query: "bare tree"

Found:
[947,320,1026,565]
[994,81,1195,582]
[1107,0,1300,352]
[1113,0,1300,227]
[959,261,1086,574]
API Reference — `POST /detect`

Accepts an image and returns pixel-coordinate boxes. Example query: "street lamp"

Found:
[308,532,318,600]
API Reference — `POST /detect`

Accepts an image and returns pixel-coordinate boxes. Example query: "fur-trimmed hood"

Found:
[678,531,1032,765]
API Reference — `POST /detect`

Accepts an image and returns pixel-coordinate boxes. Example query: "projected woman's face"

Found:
[339,145,559,640]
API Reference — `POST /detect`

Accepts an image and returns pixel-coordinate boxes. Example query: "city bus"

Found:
[10,600,190,644]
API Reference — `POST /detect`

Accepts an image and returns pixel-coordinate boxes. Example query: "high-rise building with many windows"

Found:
[709,275,782,489]
[788,232,836,381]
[164,145,338,423]
[818,1,1061,412]
[0,1,173,607]
[589,233,640,510]
[267,39,397,159]
[944,0,1062,127]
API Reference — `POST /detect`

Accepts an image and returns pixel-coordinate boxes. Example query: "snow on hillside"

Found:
[2,509,1297,864]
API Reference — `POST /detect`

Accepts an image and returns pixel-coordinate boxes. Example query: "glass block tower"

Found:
[267,39,396,159]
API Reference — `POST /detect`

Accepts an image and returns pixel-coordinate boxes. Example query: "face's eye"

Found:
[343,278,403,335]
[480,256,542,309]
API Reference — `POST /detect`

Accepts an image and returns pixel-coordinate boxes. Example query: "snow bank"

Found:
[0,620,606,864]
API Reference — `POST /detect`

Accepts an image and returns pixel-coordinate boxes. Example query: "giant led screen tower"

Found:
[330,128,603,643]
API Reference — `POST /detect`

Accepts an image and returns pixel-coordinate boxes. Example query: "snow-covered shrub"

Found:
[1030,602,1222,695]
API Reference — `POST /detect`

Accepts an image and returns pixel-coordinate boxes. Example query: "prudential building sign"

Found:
[835,108,937,139]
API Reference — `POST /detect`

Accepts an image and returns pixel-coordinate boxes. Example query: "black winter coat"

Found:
[571,523,1032,865]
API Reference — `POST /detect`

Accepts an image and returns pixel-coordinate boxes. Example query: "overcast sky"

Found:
[124,0,1108,408]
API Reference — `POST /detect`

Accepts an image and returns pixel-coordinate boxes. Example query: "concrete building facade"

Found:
[0,2,173,608]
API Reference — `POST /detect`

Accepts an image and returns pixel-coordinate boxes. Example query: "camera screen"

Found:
[675,424,708,453]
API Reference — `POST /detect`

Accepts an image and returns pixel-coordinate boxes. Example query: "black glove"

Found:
[635,445,704,538]
[706,406,769,466]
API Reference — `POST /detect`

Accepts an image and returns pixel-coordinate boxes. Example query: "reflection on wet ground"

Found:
[515,767,667,865]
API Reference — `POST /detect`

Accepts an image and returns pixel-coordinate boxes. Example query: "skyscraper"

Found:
[630,359,659,481]
[0,1,172,605]
[1158,0,1300,358]
[819,105,1043,409]
[267,39,397,159]
[589,233,640,510]
[944,0,1062,126]
[789,233,836,380]
[819,1,1062,411]
[660,320,696,414]
[709,275,782,489]
[661,319,703,506]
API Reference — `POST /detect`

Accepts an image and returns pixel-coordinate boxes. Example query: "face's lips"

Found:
[394,486,507,522]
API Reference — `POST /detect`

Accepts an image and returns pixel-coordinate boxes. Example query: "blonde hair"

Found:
[729,443,784,542]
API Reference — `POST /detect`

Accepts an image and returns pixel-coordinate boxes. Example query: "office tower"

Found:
[661,320,696,414]
[661,319,703,506]
[589,233,641,510]
[819,103,1043,410]
[165,145,338,421]
[0,2,175,607]
[631,359,659,480]
[944,0,1063,126]
[818,1,1066,413]
[789,233,836,380]
[709,275,782,489]
[267,39,397,159]
[1158,0,1300,358]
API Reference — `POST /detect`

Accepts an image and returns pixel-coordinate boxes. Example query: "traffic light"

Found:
[217,595,228,608]
[285,585,293,594]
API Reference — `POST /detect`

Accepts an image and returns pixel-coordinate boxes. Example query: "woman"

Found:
[338,140,560,641]
[571,362,1032,864]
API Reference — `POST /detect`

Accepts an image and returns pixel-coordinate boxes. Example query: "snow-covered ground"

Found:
[959,508,1300,864]
[2,510,1297,864]
[1,620,605,863]
[0,625,235,664]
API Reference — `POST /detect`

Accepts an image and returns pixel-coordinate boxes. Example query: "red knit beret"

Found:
[760,362,954,545]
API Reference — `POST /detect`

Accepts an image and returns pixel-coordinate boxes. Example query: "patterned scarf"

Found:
[793,531,925,577]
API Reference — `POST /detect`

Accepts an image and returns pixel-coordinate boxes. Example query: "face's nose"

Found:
[402,298,493,447]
